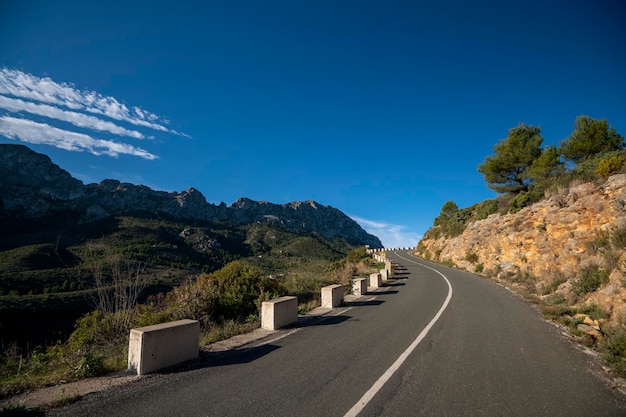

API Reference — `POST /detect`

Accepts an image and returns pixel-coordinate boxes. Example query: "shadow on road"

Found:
[384,281,406,287]
[202,344,281,367]
[300,314,351,327]
[372,290,399,295]
[344,300,385,307]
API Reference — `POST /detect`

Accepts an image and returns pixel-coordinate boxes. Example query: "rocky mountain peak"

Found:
[0,144,85,201]
[0,144,382,248]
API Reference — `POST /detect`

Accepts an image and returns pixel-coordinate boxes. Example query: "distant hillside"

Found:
[0,144,381,347]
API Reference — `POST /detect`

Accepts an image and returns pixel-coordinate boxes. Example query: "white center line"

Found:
[343,253,453,417]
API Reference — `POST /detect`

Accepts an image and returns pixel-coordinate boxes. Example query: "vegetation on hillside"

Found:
[427,115,624,240]
[0,210,378,399]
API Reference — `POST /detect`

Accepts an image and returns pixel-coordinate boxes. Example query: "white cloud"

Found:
[0,68,187,158]
[0,116,157,160]
[0,68,175,133]
[0,95,145,139]
[351,215,422,249]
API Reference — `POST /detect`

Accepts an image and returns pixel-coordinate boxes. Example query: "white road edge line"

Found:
[343,252,454,417]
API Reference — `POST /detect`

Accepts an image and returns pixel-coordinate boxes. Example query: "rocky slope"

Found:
[0,144,382,248]
[417,174,626,325]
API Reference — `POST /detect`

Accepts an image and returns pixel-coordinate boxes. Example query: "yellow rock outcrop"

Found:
[417,174,626,323]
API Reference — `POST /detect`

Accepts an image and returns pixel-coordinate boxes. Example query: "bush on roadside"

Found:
[572,265,609,297]
[599,313,626,378]
[464,250,479,264]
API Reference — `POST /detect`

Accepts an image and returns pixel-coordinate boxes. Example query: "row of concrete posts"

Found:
[127,251,394,375]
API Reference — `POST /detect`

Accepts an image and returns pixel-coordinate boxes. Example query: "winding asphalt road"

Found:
[49,251,626,416]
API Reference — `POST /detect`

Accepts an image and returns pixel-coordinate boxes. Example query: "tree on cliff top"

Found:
[527,145,566,186]
[477,124,543,194]
[560,115,624,163]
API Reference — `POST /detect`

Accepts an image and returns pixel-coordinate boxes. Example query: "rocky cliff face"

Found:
[417,174,626,324]
[0,144,382,248]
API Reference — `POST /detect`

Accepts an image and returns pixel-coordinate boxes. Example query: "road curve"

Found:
[49,251,626,417]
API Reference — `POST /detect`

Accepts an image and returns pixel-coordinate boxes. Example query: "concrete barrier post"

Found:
[352,278,367,296]
[380,268,389,281]
[261,296,298,330]
[321,284,344,308]
[369,272,382,288]
[385,260,392,273]
[128,319,200,376]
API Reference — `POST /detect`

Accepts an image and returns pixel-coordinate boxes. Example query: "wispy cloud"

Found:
[0,68,186,159]
[0,116,157,160]
[0,95,146,139]
[351,215,421,248]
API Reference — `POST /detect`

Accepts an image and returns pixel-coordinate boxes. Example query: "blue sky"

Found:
[1,1,624,248]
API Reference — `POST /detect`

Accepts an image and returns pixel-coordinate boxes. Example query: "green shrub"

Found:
[474,199,498,220]
[166,260,284,325]
[345,247,369,263]
[578,303,610,320]
[424,226,441,240]
[596,155,625,177]
[572,150,626,181]
[441,259,455,268]
[509,191,531,213]
[464,250,479,264]
[73,352,106,379]
[599,319,626,378]
[572,265,609,296]
[611,224,626,249]
[594,228,612,252]
[446,218,466,237]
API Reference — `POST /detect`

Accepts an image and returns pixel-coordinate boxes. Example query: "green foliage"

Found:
[560,115,624,163]
[508,191,531,213]
[571,150,626,181]
[525,145,566,200]
[214,261,281,319]
[526,145,565,184]
[73,352,106,379]
[572,265,609,297]
[598,312,626,378]
[434,201,459,226]
[67,311,124,352]
[165,261,285,326]
[445,215,467,237]
[432,201,472,237]
[477,124,543,194]
[345,247,370,263]
[473,199,498,220]
[423,226,441,240]
[596,154,625,177]
[540,304,576,322]
[578,303,610,320]
[464,250,479,264]
[440,259,455,268]
[611,224,626,249]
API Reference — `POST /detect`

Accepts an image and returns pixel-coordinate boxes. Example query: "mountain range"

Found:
[0,144,381,347]
[0,144,381,248]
